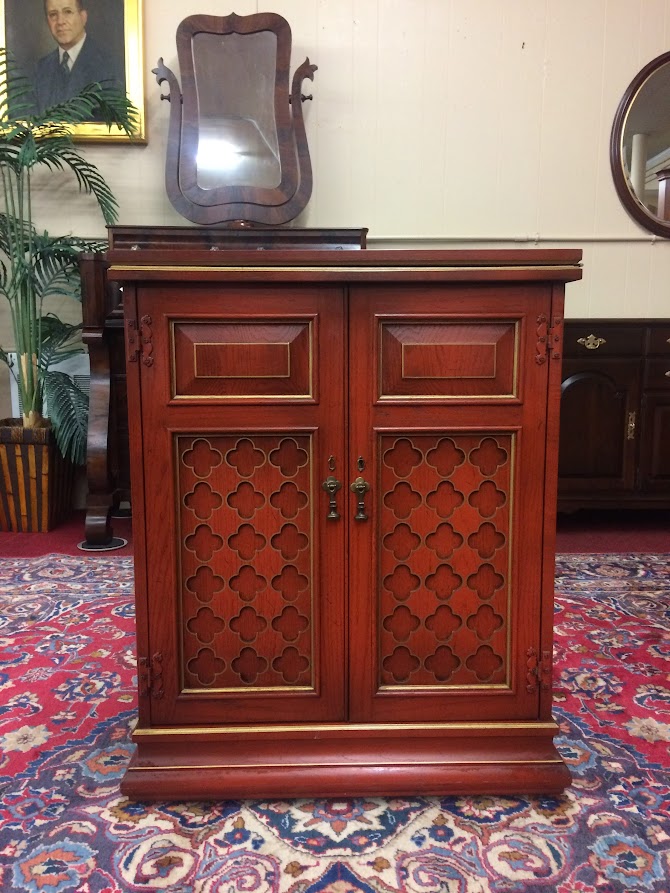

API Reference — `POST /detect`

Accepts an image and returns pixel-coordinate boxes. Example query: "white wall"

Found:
[3,0,670,414]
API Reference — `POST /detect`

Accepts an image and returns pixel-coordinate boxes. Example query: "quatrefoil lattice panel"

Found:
[178,433,313,691]
[378,433,512,690]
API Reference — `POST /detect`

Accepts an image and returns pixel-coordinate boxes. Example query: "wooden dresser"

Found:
[558,319,670,511]
[108,239,582,799]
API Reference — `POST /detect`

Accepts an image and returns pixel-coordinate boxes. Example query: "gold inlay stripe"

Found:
[128,758,564,771]
[181,686,314,694]
[133,720,558,736]
[111,264,581,274]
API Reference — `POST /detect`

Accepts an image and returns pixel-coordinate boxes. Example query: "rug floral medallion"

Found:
[0,553,668,893]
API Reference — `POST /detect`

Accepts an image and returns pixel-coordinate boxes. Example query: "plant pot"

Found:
[0,418,75,532]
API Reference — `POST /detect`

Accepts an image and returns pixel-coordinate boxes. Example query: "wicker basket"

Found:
[0,419,75,532]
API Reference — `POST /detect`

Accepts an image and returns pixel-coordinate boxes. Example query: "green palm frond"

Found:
[0,47,137,463]
[0,49,36,122]
[40,81,138,134]
[42,147,121,224]
[32,237,88,301]
[38,315,83,367]
[42,370,88,464]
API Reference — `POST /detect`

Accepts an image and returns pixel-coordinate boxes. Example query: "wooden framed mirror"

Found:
[610,50,670,238]
[154,12,317,225]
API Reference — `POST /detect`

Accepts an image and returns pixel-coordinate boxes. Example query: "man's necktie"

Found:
[61,51,70,75]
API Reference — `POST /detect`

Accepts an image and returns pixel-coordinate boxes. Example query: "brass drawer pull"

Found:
[577,334,606,350]
[350,476,370,521]
[322,475,342,520]
[627,411,636,440]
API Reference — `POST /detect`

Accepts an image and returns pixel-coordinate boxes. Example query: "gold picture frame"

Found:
[0,0,145,142]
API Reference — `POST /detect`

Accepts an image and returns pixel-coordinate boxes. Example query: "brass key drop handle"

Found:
[322,475,342,520]
[350,476,370,521]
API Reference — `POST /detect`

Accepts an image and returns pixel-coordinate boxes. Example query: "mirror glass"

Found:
[622,61,670,217]
[611,51,670,237]
[193,31,281,190]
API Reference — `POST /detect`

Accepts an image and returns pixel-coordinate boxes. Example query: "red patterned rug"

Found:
[0,553,669,892]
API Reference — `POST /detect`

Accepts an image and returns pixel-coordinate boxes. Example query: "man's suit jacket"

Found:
[35,35,125,114]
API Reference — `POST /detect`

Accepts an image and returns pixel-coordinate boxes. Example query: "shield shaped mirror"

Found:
[154,12,317,225]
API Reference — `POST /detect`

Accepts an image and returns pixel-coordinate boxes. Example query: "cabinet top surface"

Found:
[107,248,582,284]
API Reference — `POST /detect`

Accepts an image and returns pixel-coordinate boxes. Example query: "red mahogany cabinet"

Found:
[111,244,582,800]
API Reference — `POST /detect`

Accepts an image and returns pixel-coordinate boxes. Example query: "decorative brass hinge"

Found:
[138,652,164,700]
[535,315,548,364]
[126,318,140,363]
[548,316,563,361]
[126,315,155,366]
[139,315,154,367]
[535,315,563,364]
[526,647,552,693]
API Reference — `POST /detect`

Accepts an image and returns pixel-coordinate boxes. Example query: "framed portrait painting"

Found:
[0,0,145,142]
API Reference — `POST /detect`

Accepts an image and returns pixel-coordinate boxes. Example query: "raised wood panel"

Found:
[648,326,670,354]
[558,359,640,492]
[645,358,670,390]
[641,395,670,489]
[172,320,313,399]
[380,321,518,399]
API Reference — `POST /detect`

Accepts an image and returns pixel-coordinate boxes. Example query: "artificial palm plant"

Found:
[0,48,137,464]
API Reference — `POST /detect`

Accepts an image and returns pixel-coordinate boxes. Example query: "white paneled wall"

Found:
[11,0,670,319]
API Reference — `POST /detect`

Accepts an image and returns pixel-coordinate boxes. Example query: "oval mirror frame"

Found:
[610,50,670,238]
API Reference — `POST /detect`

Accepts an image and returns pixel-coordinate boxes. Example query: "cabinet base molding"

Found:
[122,722,570,800]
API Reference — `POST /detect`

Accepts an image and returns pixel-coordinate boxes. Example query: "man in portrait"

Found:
[34,0,125,113]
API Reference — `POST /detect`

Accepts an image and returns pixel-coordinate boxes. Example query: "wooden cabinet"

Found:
[558,320,670,511]
[111,243,582,800]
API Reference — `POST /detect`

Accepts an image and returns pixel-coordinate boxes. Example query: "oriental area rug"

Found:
[0,553,668,893]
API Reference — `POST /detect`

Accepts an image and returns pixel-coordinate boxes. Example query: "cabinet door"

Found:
[639,340,670,495]
[133,284,347,725]
[347,284,555,722]
[639,393,670,493]
[558,359,640,496]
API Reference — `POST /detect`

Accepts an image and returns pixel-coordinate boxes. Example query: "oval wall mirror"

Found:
[154,12,317,225]
[610,50,670,237]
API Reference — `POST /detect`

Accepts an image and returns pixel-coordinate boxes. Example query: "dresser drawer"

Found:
[648,325,670,355]
[645,358,670,389]
[563,324,645,357]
